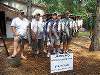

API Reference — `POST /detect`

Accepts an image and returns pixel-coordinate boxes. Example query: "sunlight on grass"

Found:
[78,31,90,37]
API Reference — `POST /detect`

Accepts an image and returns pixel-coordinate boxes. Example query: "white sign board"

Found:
[50,53,73,73]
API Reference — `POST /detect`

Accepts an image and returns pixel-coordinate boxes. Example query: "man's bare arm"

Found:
[11,26,19,36]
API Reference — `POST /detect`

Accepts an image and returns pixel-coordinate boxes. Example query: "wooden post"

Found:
[0,27,9,56]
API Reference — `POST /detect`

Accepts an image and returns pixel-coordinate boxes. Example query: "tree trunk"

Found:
[89,0,100,51]
[27,0,32,45]
[27,0,37,55]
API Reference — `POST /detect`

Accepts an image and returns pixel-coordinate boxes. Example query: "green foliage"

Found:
[84,0,96,31]
[78,31,90,37]
[41,0,67,13]
[32,0,96,31]
[1,0,96,30]
[85,0,96,13]
[71,0,96,31]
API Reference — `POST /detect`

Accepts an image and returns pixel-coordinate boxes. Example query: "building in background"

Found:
[0,0,46,38]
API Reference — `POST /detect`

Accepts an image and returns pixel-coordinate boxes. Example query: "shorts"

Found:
[14,35,28,45]
[46,35,60,46]
[62,32,70,43]
[32,39,43,50]
[50,35,60,46]
[38,39,43,49]
[59,31,63,43]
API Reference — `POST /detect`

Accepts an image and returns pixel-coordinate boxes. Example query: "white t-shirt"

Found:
[58,19,62,32]
[75,20,78,27]
[31,19,44,39]
[69,20,74,28]
[11,17,29,36]
[31,19,43,33]
[75,19,83,28]
[77,19,82,26]
[47,22,51,32]
[79,19,83,27]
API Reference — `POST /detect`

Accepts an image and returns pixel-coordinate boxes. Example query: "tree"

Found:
[89,0,100,51]
[41,0,67,13]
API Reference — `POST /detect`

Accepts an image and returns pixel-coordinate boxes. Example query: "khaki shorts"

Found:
[49,35,60,46]
[14,35,28,45]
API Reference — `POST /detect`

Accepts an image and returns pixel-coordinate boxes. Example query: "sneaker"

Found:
[34,50,39,54]
[57,49,63,54]
[7,54,17,59]
[64,49,72,54]
[7,56,15,59]
[51,49,57,54]
[67,49,72,53]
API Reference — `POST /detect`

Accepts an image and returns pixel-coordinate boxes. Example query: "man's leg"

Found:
[47,39,53,57]
[53,35,61,54]
[47,40,50,57]
[20,49,27,60]
[20,40,28,60]
[63,42,67,52]
[38,39,43,54]
[63,35,68,53]
[32,39,39,55]
[43,41,47,53]
[43,36,47,53]
[11,36,19,57]
[51,36,56,54]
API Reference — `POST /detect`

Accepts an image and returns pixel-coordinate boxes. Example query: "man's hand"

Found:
[32,32,37,39]
[11,27,19,36]
[14,32,19,36]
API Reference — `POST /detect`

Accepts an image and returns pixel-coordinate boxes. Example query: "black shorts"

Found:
[62,33,70,43]
[32,39,43,50]
[60,32,63,43]
[38,39,43,49]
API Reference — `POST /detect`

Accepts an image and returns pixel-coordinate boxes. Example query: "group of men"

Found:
[9,11,83,59]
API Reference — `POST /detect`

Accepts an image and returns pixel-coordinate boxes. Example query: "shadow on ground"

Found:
[1,36,100,75]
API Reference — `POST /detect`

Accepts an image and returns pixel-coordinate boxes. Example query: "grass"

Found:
[78,31,90,37]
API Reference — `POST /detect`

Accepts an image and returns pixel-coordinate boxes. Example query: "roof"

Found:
[0,1,46,18]
[0,3,19,11]
[0,3,19,18]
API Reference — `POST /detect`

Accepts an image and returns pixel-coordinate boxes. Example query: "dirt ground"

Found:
[1,36,100,75]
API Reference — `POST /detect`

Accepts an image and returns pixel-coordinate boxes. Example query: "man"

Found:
[10,11,29,60]
[51,13,61,54]
[46,13,60,57]
[31,14,44,55]
[67,15,73,37]
[69,15,75,37]
[42,14,48,53]
[62,11,72,53]
[44,15,53,57]
[57,14,63,43]
[57,14,64,52]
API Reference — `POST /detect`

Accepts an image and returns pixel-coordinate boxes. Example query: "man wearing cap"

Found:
[10,11,29,60]
[62,11,72,53]
[57,14,65,52]
[31,14,44,55]
[46,13,61,57]
[42,14,48,54]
